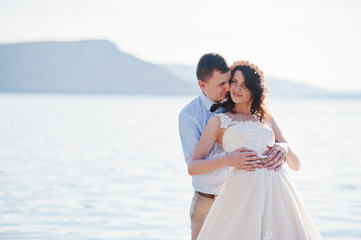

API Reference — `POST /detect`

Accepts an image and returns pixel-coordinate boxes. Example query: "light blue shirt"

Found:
[178,93,231,194]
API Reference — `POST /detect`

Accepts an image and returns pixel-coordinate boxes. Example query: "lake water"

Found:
[0,94,360,240]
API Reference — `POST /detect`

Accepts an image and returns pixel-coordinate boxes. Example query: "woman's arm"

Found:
[188,115,261,175]
[270,117,301,171]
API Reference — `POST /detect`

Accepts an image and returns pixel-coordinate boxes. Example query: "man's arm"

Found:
[178,109,202,165]
[180,115,262,175]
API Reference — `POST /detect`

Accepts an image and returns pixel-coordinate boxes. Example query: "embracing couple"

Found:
[178,53,323,240]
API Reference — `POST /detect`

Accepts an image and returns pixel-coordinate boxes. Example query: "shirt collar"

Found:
[200,91,216,111]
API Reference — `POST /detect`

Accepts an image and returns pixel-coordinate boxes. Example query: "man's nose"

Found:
[225,82,230,91]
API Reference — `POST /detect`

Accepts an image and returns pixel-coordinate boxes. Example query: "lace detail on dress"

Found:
[222,120,275,155]
[215,113,234,129]
[215,113,275,155]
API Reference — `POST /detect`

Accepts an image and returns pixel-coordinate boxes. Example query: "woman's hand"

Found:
[262,143,289,171]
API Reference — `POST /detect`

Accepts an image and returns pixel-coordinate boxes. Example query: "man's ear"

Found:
[198,80,206,90]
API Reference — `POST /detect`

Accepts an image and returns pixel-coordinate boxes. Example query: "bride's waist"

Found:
[226,148,268,155]
[233,167,286,175]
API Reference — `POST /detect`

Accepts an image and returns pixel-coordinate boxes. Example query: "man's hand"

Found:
[226,147,263,171]
[263,143,289,171]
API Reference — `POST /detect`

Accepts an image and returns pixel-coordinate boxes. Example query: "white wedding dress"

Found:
[197,113,323,240]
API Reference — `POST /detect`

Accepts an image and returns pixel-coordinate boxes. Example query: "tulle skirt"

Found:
[197,168,323,240]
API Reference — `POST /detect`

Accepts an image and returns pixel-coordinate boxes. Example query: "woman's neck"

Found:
[232,103,251,115]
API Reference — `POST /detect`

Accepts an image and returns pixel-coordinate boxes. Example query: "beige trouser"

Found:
[190,192,217,240]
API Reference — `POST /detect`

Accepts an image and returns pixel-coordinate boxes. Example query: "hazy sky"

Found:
[1,0,361,90]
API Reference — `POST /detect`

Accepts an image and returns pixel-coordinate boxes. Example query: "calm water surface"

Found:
[0,94,360,239]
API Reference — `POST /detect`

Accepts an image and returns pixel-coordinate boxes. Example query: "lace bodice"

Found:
[215,113,275,155]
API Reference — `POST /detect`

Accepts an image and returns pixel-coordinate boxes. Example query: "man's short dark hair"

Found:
[196,53,229,82]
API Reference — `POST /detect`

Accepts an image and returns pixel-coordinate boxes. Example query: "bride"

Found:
[189,60,323,240]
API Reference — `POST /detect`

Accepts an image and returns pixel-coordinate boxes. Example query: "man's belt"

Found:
[195,191,216,199]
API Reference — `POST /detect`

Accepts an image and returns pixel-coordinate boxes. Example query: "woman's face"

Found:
[230,70,253,105]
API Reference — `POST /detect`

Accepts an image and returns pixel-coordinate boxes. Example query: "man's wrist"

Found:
[222,152,230,166]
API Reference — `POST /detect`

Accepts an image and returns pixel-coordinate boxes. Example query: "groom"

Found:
[178,53,288,240]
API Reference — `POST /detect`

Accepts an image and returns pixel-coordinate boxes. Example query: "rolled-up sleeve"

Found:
[179,109,201,165]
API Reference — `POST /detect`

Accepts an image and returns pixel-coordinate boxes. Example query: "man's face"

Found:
[198,70,231,102]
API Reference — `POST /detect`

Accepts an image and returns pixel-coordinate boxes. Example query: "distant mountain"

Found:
[0,40,196,94]
[0,40,360,97]
[266,78,328,98]
[161,64,361,98]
